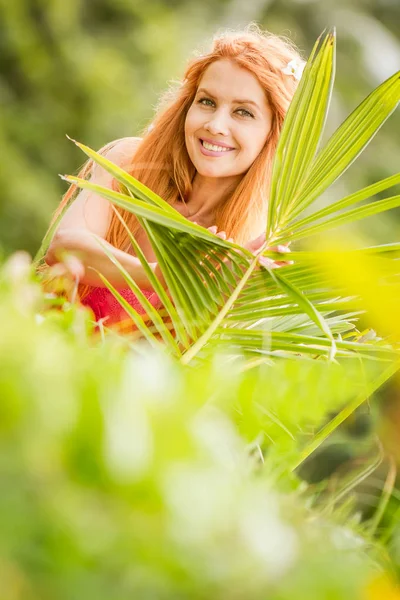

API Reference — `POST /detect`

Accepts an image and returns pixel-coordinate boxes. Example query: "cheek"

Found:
[184,114,195,146]
[252,125,271,152]
[184,112,191,135]
[186,105,207,131]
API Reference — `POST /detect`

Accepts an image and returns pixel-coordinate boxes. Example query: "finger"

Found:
[274,260,294,267]
[274,242,292,249]
[49,263,69,278]
[63,255,85,280]
[216,231,227,240]
[268,245,291,254]
[258,256,276,269]
[246,232,266,253]
[208,225,218,234]
[49,257,85,282]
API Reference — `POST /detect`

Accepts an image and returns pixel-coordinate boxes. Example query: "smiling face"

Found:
[184,59,274,184]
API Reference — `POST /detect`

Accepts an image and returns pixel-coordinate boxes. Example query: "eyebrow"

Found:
[196,88,261,110]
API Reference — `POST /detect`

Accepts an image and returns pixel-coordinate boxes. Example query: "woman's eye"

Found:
[197,97,254,118]
[198,97,214,107]
[236,108,254,118]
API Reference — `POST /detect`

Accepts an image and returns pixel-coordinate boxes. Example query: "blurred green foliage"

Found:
[0,0,399,257]
[1,251,400,599]
[1,2,400,596]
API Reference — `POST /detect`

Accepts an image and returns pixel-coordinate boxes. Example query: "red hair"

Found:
[45,23,304,301]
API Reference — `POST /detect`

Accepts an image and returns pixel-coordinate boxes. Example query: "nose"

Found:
[204,111,230,137]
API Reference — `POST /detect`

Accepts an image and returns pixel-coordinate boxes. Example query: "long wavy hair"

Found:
[43,23,304,301]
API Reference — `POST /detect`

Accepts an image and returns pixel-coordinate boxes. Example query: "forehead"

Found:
[197,59,268,107]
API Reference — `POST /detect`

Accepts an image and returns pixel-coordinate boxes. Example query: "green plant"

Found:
[0,262,399,598]
[22,30,400,595]
[35,30,400,367]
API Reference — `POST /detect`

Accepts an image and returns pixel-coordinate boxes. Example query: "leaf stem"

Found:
[180,253,262,364]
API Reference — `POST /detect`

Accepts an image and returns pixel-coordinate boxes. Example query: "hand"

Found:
[41,253,85,303]
[54,254,86,281]
[244,232,293,270]
[205,224,234,244]
[44,253,85,286]
[204,224,235,270]
[190,223,235,273]
[204,226,293,270]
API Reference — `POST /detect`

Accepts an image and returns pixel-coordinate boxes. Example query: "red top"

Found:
[81,286,162,329]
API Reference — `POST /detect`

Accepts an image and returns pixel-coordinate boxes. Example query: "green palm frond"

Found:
[38,29,400,368]
[269,68,400,243]
[210,329,396,362]
[267,28,336,237]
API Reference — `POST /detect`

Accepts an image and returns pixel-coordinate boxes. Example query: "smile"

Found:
[198,139,236,156]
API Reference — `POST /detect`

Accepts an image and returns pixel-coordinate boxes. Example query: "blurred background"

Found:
[0,0,399,259]
[1,3,400,594]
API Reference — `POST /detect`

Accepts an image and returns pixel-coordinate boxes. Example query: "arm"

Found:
[47,228,158,289]
[45,137,158,290]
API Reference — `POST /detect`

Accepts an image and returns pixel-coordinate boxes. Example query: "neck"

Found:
[183,173,240,221]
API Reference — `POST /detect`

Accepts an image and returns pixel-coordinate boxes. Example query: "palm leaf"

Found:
[276,194,400,243]
[49,30,400,372]
[212,328,396,361]
[110,205,191,348]
[290,360,400,471]
[267,29,336,235]
[93,237,181,353]
[276,70,400,230]
[36,28,400,479]
[286,172,400,232]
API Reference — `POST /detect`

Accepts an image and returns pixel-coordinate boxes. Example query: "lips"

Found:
[200,138,235,150]
[197,139,236,157]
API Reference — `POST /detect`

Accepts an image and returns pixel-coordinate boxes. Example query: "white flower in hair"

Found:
[281,59,306,81]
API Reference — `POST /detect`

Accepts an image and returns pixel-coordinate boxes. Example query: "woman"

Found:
[43,23,304,330]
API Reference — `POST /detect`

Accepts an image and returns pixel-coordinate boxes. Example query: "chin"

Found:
[197,165,231,178]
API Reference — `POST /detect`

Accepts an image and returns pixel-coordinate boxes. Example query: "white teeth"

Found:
[202,140,232,152]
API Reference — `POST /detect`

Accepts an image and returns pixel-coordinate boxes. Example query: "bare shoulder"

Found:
[47,137,144,247]
[101,136,143,166]
[89,136,143,182]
